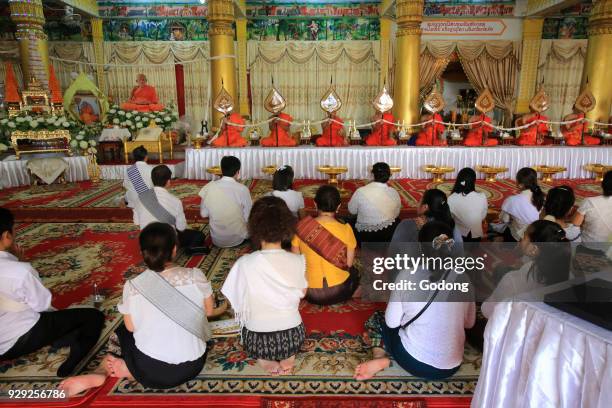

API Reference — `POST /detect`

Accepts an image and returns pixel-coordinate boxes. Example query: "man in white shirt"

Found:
[134,165,206,253]
[123,145,153,208]
[0,208,104,377]
[199,156,252,248]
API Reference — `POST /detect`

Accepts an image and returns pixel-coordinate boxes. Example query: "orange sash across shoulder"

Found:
[296,216,348,271]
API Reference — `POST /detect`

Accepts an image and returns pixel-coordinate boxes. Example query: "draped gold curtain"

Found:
[48,42,95,91]
[418,41,521,124]
[0,41,23,88]
[248,41,380,127]
[537,39,587,127]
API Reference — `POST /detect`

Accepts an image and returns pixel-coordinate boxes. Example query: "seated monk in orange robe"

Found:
[415,113,446,146]
[79,102,99,125]
[261,112,297,147]
[516,112,550,146]
[120,74,165,112]
[365,112,396,146]
[464,115,498,146]
[316,113,347,146]
[562,111,600,146]
[211,112,247,147]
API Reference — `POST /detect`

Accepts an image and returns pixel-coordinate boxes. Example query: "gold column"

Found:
[582,0,612,125]
[91,18,106,94]
[515,18,544,114]
[236,0,249,117]
[379,17,392,87]
[208,0,239,128]
[9,0,49,87]
[393,0,423,126]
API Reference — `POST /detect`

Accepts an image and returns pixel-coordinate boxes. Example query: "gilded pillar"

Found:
[379,16,392,87]
[393,0,423,126]
[9,0,49,87]
[236,0,249,117]
[515,19,544,114]
[208,0,239,128]
[91,18,106,94]
[582,0,612,125]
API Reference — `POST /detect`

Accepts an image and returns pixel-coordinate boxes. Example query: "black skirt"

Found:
[242,323,305,361]
[305,266,360,306]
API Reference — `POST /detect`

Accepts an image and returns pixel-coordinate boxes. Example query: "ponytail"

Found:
[516,167,545,210]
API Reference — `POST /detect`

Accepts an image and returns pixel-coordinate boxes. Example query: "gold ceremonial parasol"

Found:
[264,79,286,114]
[372,84,394,113]
[423,85,445,114]
[529,85,550,113]
[475,88,495,114]
[574,83,596,114]
[320,78,342,114]
[213,80,234,115]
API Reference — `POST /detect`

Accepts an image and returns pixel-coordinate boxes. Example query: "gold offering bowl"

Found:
[192,137,206,149]
[262,165,278,176]
[206,166,222,177]
[476,165,508,182]
[317,165,350,197]
[584,164,612,182]
[422,164,455,183]
[533,165,566,183]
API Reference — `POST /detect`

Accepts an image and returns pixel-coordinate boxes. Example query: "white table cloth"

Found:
[99,128,131,142]
[99,161,185,180]
[0,156,89,189]
[472,300,612,408]
[184,146,612,180]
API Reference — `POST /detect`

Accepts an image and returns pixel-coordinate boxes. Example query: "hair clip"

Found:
[460,181,466,186]
[432,234,455,250]
[276,165,287,172]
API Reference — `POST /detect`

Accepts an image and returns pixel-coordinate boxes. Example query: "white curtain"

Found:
[537,39,587,127]
[248,41,380,127]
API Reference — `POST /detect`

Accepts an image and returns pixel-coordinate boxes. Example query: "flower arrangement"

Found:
[104,105,179,132]
[0,112,101,156]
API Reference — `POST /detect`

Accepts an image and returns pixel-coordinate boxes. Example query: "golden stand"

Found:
[533,165,566,183]
[206,166,222,177]
[262,165,277,177]
[476,165,508,182]
[584,164,612,182]
[422,165,454,183]
[317,165,350,197]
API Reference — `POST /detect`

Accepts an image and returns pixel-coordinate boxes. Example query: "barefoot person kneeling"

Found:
[61,223,225,395]
[222,196,307,375]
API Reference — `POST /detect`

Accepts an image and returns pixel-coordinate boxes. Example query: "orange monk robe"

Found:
[415,113,447,146]
[261,113,297,147]
[562,113,600,146]
[365,112,396,146]
[516,113,549,146]
[463,115,498,147]
[317,114,347,146]
[79,103,99,125]
[121,85,165,112]
[211,113,247,147]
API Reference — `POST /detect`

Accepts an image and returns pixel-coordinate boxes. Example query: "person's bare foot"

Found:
[279,355,296,375]
[257,359,281,376]
[107,356,133,380]
[101,355,116,376]
[59,374,106,397]
[353,357,390,380]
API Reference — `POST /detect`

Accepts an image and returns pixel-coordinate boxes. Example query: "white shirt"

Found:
[542,215,581,242]
[270,190,305,217]
[117,267,212,364]
[132,186,187,231]
[578,196,612,244]
[0,251,52,355]
[222,249,307,332]
[199,177,252,248]
[348,182,401,232]
[385,269,475,369]
[501,190,540,241]
[123,161,153,208]
[448,191,488,238]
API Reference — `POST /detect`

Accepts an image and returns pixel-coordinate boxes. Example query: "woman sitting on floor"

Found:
[448,168,488,242]
[269,165,306,218]
[354,221,475,380]
[496,167,544,242]
[292,185,360,306]
[60,223,225,396]
[222,196,307,375]
[391,188,462,243]
[482,220,570,318]
[541,186,581,242]
[572,170,612,249]
[348,162,401,245]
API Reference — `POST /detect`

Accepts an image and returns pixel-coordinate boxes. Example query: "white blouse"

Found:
[348,182,401,232]
[117,267,213,364]
[271,189,305,217]
[578,196,612,244]
[448,191,488,238]
[501,190,540,241]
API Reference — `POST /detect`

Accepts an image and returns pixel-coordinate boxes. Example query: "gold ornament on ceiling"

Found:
[423,86,445,113]
[529,86,549,113]
[372,84,394,113]
[213,80,234,115]
[574,85,596,113]
[320,77,342,114]
[475,88,495,114]
[264,80,286,114]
